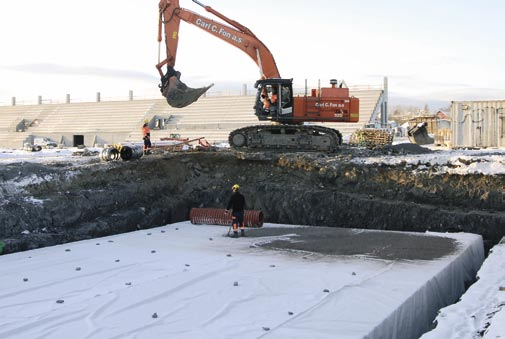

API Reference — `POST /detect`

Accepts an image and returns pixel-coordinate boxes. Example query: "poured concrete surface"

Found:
[246,226,458,261]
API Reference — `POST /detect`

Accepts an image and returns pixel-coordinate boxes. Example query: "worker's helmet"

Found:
[232,184,240,191]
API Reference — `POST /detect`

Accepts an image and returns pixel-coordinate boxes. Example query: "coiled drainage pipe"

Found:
[100,145,144,161]
[100,147,120,161]
[190,208,264,227]
[120,145,143,161]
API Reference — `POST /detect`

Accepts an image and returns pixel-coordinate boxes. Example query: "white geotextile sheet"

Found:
[0,223,484,339]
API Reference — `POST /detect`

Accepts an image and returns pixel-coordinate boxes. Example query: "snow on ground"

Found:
[421,239,505,338]
[0,223,484,339]
[351,140,505,175]
[0,147,99,165]
[351,148,505,175]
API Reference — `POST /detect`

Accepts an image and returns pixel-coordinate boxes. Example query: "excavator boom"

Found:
[157,0,280,108]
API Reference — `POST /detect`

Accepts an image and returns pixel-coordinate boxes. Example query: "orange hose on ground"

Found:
[189,208,264,227]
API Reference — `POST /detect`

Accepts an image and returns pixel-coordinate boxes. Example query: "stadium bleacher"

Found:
[0,89,384,148]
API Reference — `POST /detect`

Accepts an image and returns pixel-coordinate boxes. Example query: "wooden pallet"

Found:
[349,129,394,148]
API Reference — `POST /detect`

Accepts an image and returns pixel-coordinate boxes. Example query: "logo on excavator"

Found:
[195,18,242,44]
[315,102,346,109]
[196,18,213,30]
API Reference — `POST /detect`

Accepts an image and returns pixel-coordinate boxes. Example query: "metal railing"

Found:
[0,82,384,107]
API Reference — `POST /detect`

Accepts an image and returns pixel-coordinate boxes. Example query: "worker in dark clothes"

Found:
[226,184,246,238]
[142,123,152,155]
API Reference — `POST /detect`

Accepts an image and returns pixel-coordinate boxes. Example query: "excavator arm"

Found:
[156,0,281,108]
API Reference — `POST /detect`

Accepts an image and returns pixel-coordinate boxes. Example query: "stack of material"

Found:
[349,129,394,148]
[156,137,209,152]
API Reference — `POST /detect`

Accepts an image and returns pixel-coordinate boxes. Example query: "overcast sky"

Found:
[1,0,504,108]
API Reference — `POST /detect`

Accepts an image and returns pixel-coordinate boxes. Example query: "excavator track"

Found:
[229,125,342,153]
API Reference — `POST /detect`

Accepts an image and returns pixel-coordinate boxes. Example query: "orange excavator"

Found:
[156,0,359,152]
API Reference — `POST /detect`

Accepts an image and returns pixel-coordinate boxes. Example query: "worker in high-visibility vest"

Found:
[142,123,152,155]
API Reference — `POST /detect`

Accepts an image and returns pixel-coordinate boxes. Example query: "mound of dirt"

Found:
[385,143,434,154]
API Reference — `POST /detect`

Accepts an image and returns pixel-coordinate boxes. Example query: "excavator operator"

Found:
[261,85,278,112]
[261,87,271,111]
[270,87,278,105]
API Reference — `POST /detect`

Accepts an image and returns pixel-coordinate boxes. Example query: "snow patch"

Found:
[421,240,505,338]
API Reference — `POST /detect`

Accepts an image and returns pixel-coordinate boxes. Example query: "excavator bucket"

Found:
[407,122,434,145]
[162,75,214,108]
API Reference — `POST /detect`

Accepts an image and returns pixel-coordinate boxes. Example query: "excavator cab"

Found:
[254,79,294,122]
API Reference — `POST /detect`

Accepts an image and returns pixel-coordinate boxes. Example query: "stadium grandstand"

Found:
[0,86,386,149]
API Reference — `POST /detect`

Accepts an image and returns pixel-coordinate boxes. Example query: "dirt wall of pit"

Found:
[0,151,504,254]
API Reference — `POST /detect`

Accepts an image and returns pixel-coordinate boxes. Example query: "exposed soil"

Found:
[1,144,504,255]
